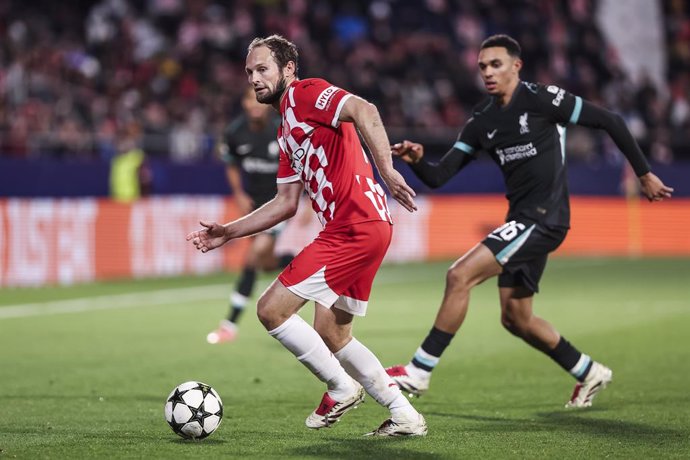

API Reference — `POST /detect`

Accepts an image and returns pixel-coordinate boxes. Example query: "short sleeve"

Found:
[276,145,300,184]
[291,79,352,128]
[535,84,583,125]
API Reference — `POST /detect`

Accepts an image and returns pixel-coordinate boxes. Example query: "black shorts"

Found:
[482,219,568,293]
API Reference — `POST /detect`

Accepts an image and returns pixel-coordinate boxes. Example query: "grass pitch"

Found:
[1,258,689,459]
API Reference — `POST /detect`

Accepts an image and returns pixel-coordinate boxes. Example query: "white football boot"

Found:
[565,361,613,408]
[206,320,238,344]
[364,412,428,437]
[385,365,430,398]
[305,383,365,429]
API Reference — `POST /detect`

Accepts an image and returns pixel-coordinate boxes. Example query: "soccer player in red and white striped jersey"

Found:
[187,35,426,437]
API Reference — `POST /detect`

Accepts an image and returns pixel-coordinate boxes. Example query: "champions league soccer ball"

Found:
[164,381,223,439]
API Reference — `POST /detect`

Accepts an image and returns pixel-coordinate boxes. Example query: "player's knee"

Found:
[255,299,270,328]
[313,323,350,352]
[245,249,259,267]
[255,253,274,271]
[500,309,527,336]
[446,266,470,292]
[256,296,280,330]
[320,332,347,352]
[500,312,518,335]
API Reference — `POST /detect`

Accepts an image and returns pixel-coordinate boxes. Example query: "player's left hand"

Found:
[639,172,674,202]
[381,169,418,212]
[186,221,230,253]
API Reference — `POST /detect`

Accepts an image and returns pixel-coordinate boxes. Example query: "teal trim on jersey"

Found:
[413,352,439,368]
[569,96,583,124]
[522,81,539,94]
[453,141,475,154]
[496,224,536,264]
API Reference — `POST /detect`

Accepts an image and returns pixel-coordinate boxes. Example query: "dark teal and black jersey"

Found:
[220,114,281,208]
[409,80,651,290]
[411,80,650,229]
[456,82,584,228]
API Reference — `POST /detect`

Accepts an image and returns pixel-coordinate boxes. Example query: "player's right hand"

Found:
[186,221,230,253]
[391,140,424,164]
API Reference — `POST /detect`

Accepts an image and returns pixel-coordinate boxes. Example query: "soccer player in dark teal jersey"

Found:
[386,34,673,408]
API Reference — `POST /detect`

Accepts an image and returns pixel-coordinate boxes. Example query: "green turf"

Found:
[1,258,689,459]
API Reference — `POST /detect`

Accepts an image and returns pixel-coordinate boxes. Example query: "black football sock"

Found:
[410,327,455,372]
[228,306,243,324]
[547,336,593,382]
[236,267,256,297]
[226,267,256,324]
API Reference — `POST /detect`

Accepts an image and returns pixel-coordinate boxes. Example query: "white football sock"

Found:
[268,314,355,400]
[334,337,418,420]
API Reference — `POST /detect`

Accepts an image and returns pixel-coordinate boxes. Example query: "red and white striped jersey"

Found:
[276,78,392,228]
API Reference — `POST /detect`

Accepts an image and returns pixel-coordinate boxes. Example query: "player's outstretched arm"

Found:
[186,181,302,253]
[339,95,417,212]
[576,101,674,202]
[393,140,472,189]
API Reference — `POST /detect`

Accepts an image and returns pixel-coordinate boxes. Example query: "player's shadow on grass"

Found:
[425,409,684,443]
[536,410,685,442]
[168,438,227,445]
[288,438,443,460]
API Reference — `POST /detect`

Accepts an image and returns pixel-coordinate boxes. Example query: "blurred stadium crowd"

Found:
[0,0,688,164]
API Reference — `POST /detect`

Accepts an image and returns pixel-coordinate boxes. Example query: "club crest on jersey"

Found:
[519,112,530,134]
[315,86,338,110]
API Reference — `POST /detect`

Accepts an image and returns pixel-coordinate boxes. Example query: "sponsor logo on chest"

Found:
[495,142,538,165]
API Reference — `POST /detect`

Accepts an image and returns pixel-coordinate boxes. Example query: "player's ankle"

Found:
[327,378,358,401]
[405,363,431,381]
[390,405,420,422]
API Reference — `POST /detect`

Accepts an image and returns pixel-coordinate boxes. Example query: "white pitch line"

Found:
[0,284,229,320]
[0,267,441,321]
[0,259,620,320]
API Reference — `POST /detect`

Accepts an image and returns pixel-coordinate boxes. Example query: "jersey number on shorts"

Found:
[488,220,526,241]
[357,175,392,223]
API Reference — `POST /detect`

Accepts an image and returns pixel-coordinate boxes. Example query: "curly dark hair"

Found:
[248,35,299,76]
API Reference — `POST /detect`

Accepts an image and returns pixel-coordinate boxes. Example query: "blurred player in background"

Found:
[188,35,427,436]
[387,34,673,408]
[206,87,293,344]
